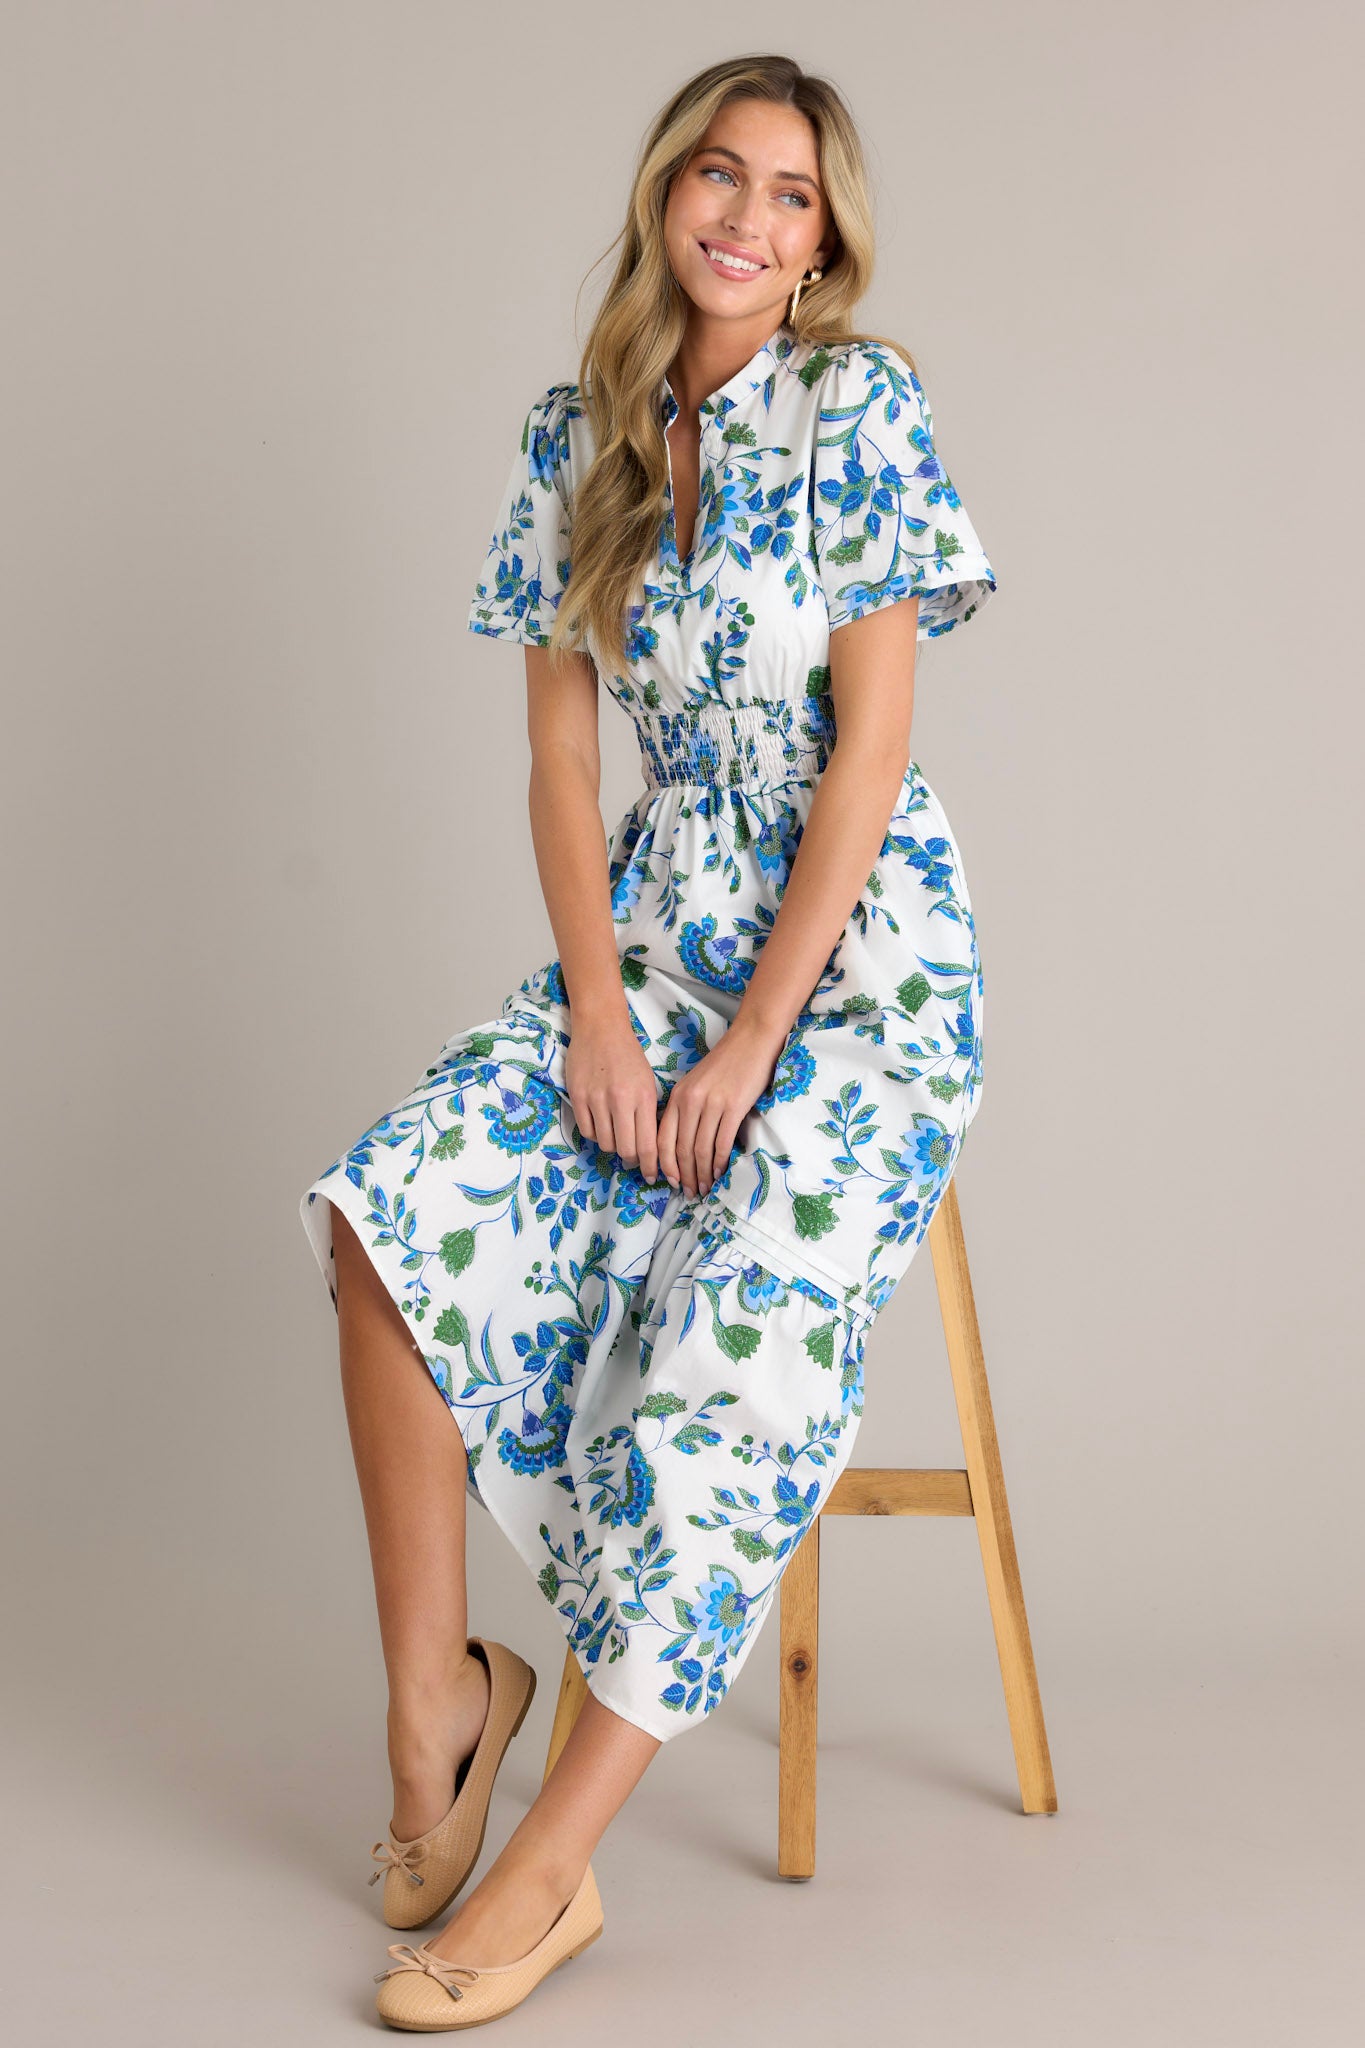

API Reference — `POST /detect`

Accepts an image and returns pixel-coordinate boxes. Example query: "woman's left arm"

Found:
[656,596,919,1198]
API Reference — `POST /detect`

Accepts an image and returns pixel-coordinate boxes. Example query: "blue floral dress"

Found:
[300,320,997,1742]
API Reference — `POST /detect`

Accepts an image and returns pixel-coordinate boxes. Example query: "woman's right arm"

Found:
[523,644,667,1187]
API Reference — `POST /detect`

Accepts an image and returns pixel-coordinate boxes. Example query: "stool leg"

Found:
[542,1645,589,1784]
[929,1177,1057,1814]
[777,1512,821,1878]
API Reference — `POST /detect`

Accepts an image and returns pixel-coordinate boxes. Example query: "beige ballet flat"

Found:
[369,1637,537,1931]
[373,1862,604,2030]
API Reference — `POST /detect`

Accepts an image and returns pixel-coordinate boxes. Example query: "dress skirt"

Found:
[299,701,984,1745]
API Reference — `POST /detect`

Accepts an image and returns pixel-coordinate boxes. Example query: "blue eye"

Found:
[699,164,812,209]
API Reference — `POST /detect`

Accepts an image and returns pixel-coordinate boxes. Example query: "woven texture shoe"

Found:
[373,1862,604,2030]
[368,1637,537,1931]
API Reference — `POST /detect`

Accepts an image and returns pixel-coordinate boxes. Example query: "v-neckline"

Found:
[663,425,709,580]
[659,320,791,581]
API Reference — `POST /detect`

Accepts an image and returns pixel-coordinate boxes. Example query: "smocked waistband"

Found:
[633,696,838,791]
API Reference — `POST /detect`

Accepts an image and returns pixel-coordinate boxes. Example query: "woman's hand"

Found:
[657,1012,786,1199]
[565,1007,667,1184]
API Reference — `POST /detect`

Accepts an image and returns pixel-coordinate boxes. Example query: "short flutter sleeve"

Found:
[810,343,997,640]
[467,382,579,645]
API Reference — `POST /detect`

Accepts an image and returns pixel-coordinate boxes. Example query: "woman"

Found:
[300,51,996,2031]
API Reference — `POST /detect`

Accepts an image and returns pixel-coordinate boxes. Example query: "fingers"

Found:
[575,1086,662,1176]
[565,1028,667,1181]
[634,1099,661,1185]
[663,1087,716,1199]
[691,1098,724,1197]
[711,1108,744,1192]
[671,1091,701,1198]
[657,1096,680,1189]
[657,1090,747,1198]
[571,1088,616,1159]
[574,1070,735,1198]
[596,1093,632,1167]
[569,1094,595,1146]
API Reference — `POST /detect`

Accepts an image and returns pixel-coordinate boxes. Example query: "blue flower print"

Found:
[678,913,752,995]
[754,1036,817,1112]
[499,1399,572,1476]
[483,1072,560,1154]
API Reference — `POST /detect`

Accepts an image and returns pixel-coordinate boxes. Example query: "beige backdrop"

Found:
[3,2,1361,2041]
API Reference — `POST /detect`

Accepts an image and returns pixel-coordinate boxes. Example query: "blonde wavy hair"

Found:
[546,53,919,676]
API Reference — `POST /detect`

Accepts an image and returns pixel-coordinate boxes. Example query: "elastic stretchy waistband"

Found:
[634,695,838,792]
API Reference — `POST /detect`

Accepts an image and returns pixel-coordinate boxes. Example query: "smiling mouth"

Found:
[698,240,768,277]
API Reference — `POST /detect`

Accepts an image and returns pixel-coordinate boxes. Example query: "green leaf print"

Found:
[897,971,932,1015]
[440,1228,476,1276]
[792,1190,839,1242]
[798,345,838,387]
[673,1422,723,1455]
[803,1320,836,1371]
[639,1389,687,1419]
[432,1301,471,1357]
[715,1319,761,1361]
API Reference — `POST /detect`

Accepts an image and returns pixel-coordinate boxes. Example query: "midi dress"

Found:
[299,319,997,1744]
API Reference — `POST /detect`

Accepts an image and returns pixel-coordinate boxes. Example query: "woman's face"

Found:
[663,99,836,333]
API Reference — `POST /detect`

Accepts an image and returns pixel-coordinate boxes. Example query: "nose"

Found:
[720,189,764,244]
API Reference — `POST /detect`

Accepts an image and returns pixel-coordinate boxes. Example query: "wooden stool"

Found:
[540,1175,1056,1878]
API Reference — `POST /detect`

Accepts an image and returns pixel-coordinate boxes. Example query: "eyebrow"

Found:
[695,143,821,193]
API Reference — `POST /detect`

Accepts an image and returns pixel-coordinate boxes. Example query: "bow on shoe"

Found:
[369,1838,426,1887]
[374,1942,481,2001]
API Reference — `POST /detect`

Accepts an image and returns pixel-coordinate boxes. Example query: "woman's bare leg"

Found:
[424,1690,661,1967]
[331,1198,490,1841]
[330,1199,662,1958]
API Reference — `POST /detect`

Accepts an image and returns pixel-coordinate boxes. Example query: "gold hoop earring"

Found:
[789,266,823,322]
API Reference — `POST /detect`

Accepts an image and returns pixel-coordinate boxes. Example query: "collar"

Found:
[660,320,794,427]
